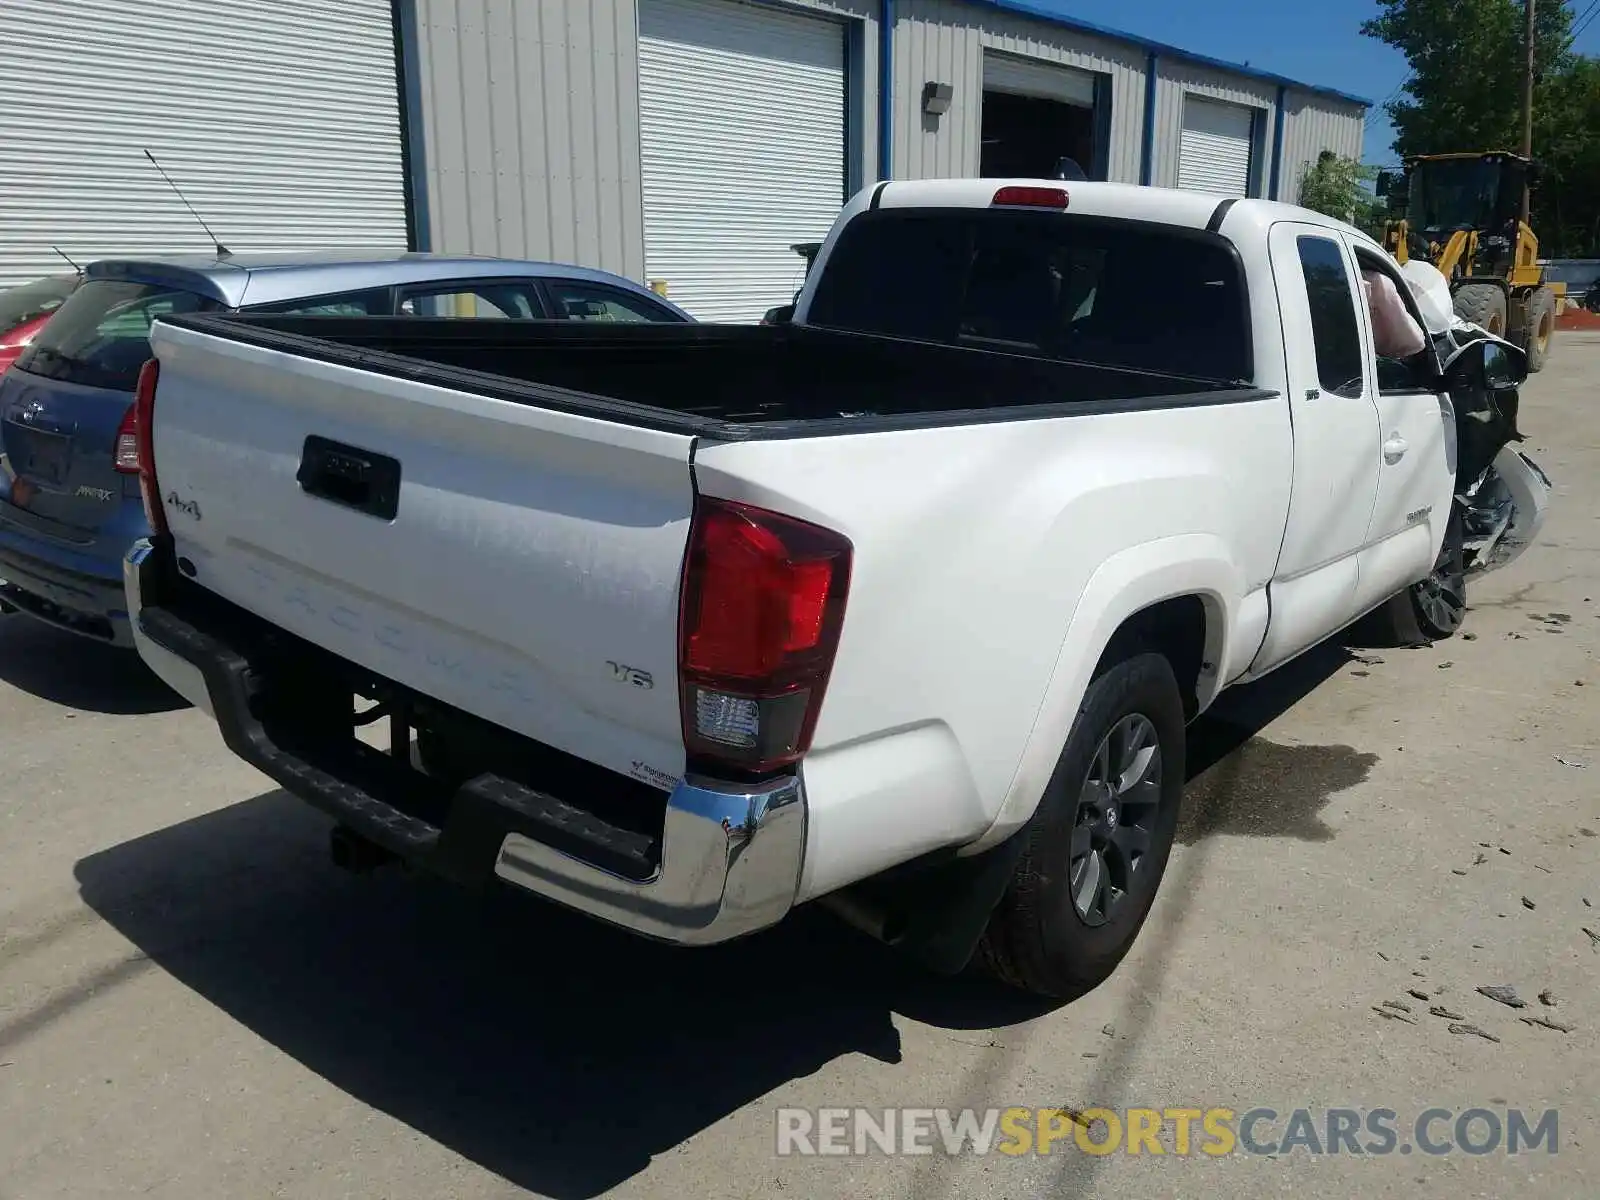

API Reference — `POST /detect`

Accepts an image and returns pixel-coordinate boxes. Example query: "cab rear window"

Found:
[806,208,1253,384]
[14,279,219,391]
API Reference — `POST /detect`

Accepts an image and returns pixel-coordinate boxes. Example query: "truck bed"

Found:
[158,313,1268,439]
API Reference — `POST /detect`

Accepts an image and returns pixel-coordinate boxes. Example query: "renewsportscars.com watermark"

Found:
[776,1106,1560,1158]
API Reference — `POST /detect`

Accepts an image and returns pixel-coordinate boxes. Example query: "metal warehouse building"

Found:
[0,0,1368,319]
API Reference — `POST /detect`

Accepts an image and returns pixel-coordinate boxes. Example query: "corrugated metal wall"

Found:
[1148,62,1276,192]
[409,0,877,282]
[402,0,1369,278]
[409,0,647,278]
[0,0,408,291]
[892,0,1144,183]
[1278,92,1366,206]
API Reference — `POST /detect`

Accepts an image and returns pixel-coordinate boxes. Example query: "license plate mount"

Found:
[6,422,73,488]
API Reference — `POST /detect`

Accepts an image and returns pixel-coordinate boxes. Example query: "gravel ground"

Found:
[1,336,1597,1200]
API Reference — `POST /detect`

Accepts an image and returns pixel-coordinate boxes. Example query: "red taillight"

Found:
[992,185,1070,209]
[113,404,139,473]
[678,497,852,774]
[132,358,167,536]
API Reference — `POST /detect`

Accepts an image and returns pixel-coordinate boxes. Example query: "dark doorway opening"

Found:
[980,90,1098,180]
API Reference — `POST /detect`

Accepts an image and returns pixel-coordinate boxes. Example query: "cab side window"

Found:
[1297,235,1364,398]
[1354,252,1438,393]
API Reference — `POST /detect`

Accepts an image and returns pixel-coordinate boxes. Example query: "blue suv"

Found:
[0,251,691,646]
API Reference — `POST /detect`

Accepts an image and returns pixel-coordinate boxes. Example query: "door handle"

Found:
[1383,434,1409,465]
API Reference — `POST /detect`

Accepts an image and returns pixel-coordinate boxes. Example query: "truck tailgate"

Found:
[148,319,695,790]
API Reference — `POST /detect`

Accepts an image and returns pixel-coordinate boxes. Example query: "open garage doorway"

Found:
[980,53,1106,181]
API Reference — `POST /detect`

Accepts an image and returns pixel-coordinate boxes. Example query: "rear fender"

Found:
[964,535,1243,853]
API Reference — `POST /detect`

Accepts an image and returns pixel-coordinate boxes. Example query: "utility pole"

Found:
[1521,0,1535,226]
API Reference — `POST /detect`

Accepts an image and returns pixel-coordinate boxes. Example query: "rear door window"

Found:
[805,207,1253,382]
[1296,235,1365,397]
[396,281,546,319]
[542,279,686,323]
[14,279,218,391]
[247,287,392,316]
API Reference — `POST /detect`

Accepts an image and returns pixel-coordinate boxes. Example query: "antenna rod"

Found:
[142,149,230,258]
[51,245,83,273]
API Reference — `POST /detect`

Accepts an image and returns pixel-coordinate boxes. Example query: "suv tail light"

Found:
[113,403,139,473]
[678,497,852,775]
[132,358,168,537]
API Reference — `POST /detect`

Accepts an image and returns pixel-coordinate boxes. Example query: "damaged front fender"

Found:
[1463,447,1552,576]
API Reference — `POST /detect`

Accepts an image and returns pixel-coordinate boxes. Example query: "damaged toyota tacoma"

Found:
[121,180,1549,997]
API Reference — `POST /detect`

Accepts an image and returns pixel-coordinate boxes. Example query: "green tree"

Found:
[1362,0,1600,256]
[1534,55,1600,254]
[1362,0,1575,156]
[1298,151,1384,230]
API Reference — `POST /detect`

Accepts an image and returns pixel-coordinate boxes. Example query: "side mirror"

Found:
[1444,336,1528,392]
[762,304,795,326]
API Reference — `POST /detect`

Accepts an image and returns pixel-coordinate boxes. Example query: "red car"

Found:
[0,274,80,374]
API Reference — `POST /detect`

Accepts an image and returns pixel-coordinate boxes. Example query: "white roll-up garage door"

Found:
[983,53,1097,108]
[1176,96,1257,198]
[0,0,408,291]
[638,0,847,323]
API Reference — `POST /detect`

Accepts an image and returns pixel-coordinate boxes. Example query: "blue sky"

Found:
[1022,0,1600,166]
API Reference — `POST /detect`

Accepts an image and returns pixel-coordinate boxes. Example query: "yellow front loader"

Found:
[1377,151,1564,371]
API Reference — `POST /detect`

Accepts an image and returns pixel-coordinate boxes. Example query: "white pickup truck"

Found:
[124,180,1550,997]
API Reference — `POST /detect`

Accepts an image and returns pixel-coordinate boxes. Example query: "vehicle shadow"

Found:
[72,792,1043,1198]
[0,614,187,715]
[72,640,1360,1199]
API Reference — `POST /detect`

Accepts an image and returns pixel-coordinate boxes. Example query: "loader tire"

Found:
[1454,283,1508,337]
[975,652,1185,998]
[1521,287,1556,372]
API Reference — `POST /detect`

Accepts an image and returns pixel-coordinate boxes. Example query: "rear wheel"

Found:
[1521,287,1556,372]
[1454,283,1508,336]
[975,652,1185,998]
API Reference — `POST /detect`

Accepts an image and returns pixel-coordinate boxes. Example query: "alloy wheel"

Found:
[1070,713,1163,927]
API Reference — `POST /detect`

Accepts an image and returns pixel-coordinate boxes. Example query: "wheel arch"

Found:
[966,535,1243,853]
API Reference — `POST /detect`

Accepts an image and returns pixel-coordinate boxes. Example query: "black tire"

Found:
[1370,504,1468,645]
[1521,287,1556,373]
[976,652,1185,998]
[1453,283,1508,337]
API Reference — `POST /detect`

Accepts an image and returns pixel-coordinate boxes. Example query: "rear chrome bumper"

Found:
[495,775,805,944]
[123,538,804,945]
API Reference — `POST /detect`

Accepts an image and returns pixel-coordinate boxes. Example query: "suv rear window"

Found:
[806,208,1253,383]
[14,279,219,391]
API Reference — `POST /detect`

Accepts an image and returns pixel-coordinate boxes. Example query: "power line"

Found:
[1573,0,1600,41]
[1365,80,1408,127]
